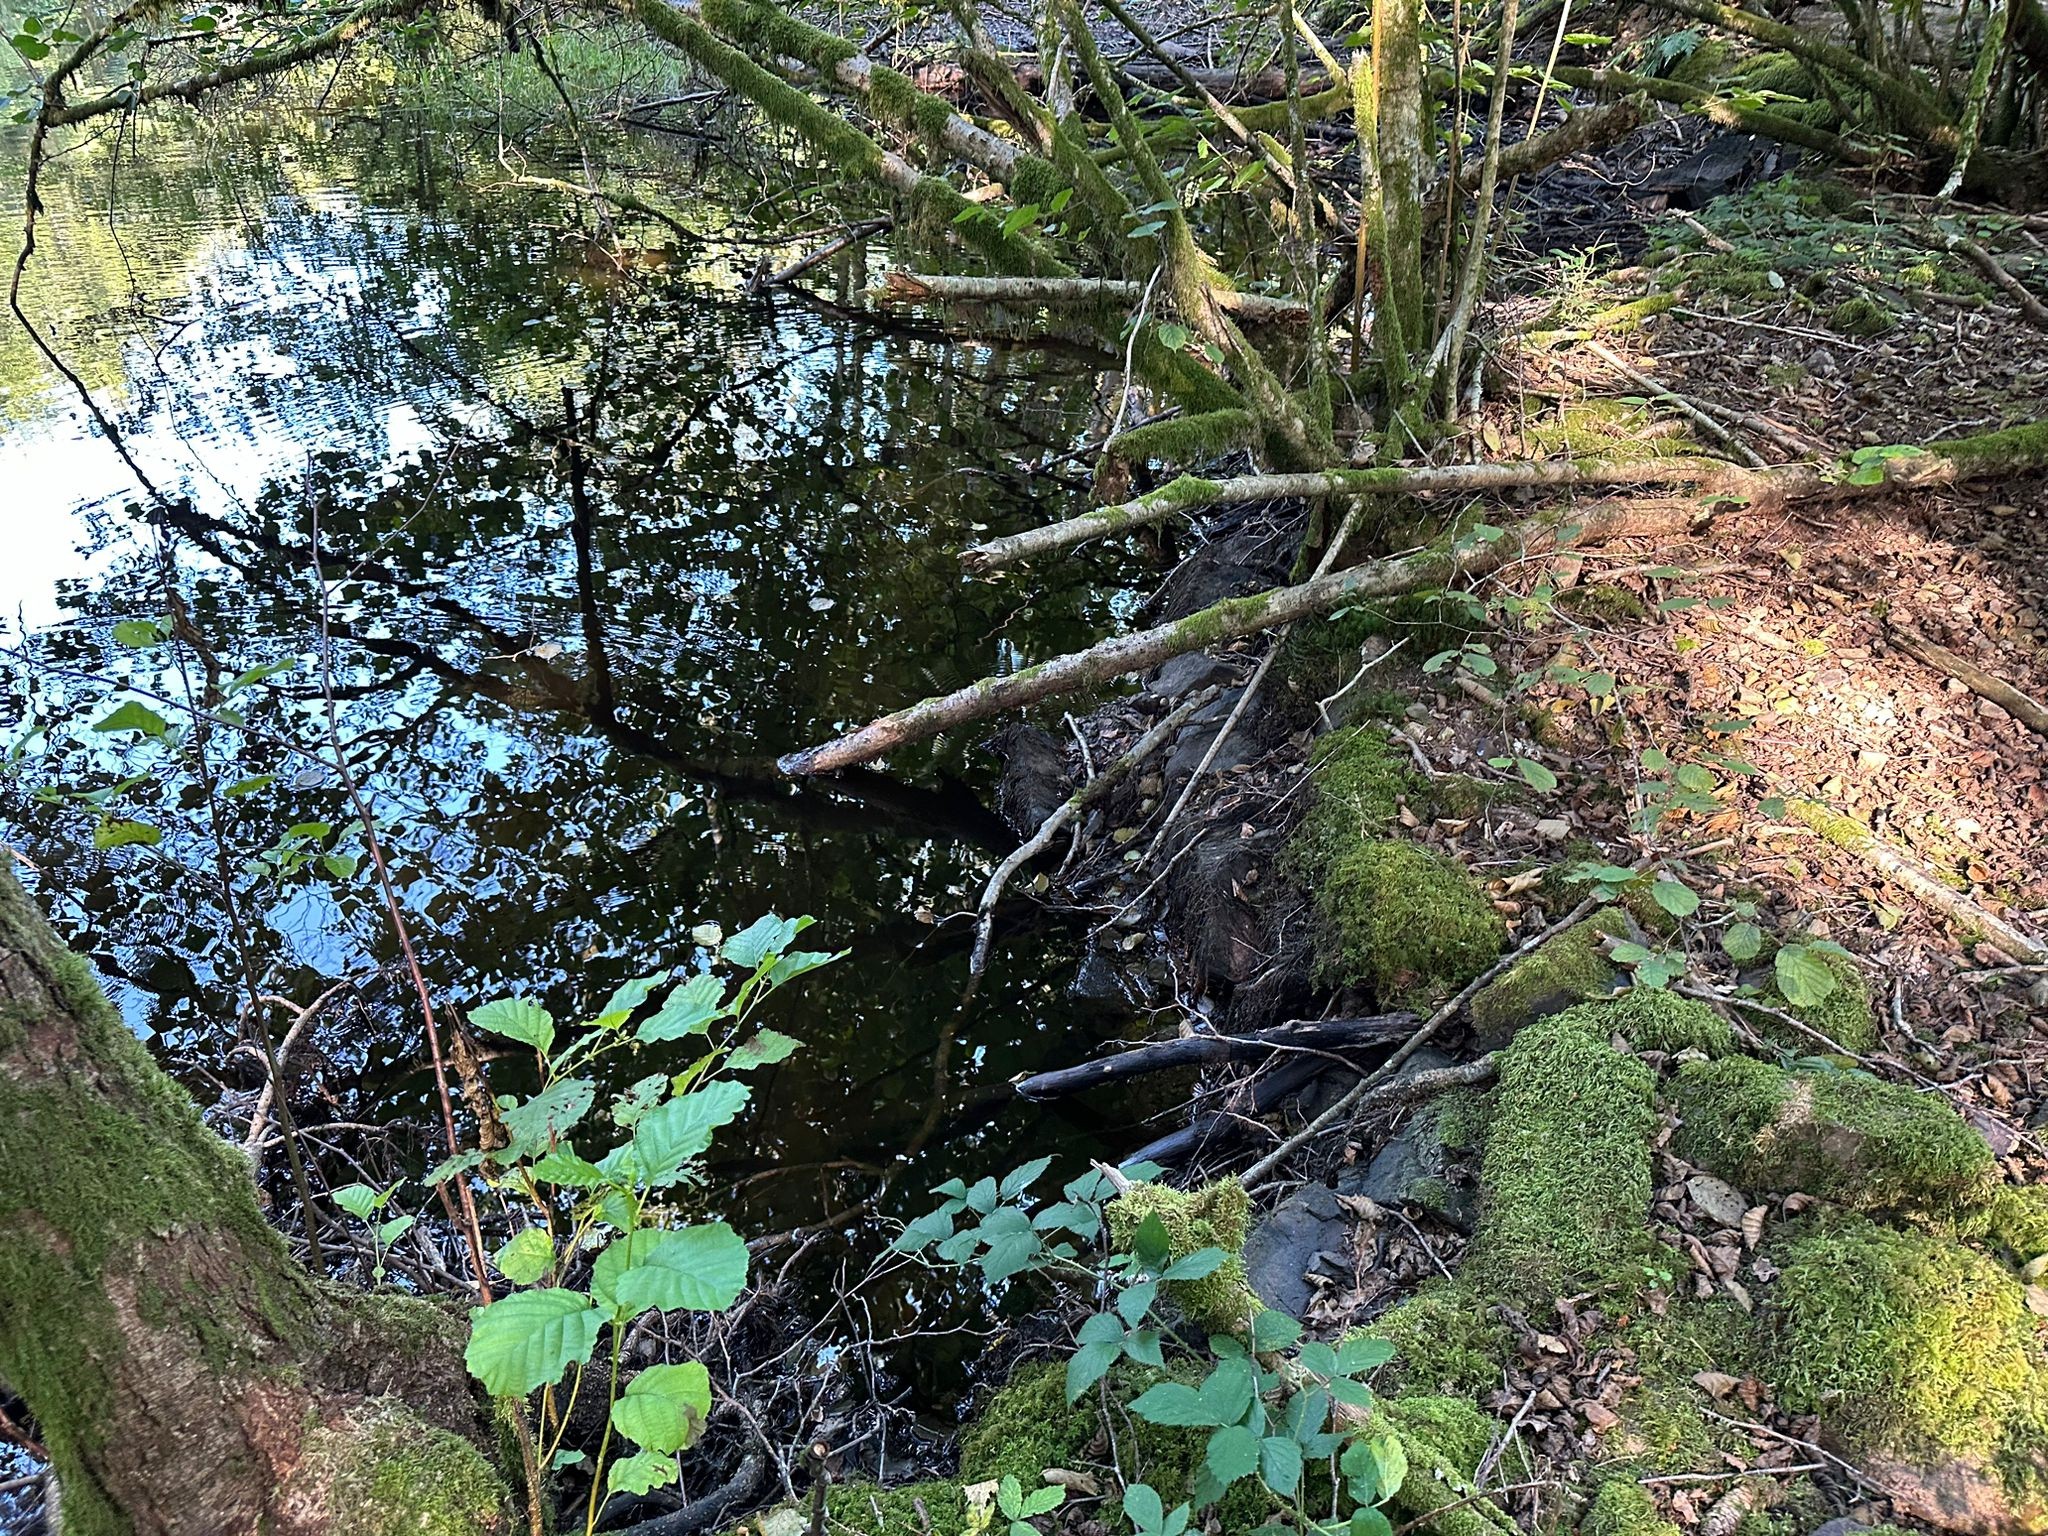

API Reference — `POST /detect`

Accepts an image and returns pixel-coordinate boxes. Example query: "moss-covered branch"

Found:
[781,497,1707,774]
[1549,64,1887,164]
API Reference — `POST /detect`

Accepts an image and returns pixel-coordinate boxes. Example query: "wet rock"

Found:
[1164,688,1259,783]
[1243,1182,1348,1317]
[1642,132,1791,210]
[988,723,1071,837]
[1146,652,1240,700]
[1338,1049,1481,1231]
[1067,950,1133,1010]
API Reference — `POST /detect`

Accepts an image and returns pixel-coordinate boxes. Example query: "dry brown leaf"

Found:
[1691,1371,1740,1400]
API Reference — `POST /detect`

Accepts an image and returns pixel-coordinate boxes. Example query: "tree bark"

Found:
[0,865,510,1535]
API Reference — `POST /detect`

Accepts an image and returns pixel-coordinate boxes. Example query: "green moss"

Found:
[1671,1055,1996,1212]
[1103,408,1257,469]
[1762,948,1878,1052]
[1376,1396,1516,1536]
[1599,987,1736,1057]
[1429,774,1524,818]
[1293,727,1423,860]
[1612,1300,1755,1474]
[1313,840,1507,1006]
[1363,1280,1510,1398]
[1104,1180,1261,1334]
[1466,908,1627,1050]
[1466,1006,1661,1301]
[1583,1480,1679,1536]
[1765,1214,2048,1481]
[0,869,326,1535]
[1528,398,1693,462]
[1558,583,1650,624]
[825,1479,969,1536]
[318,1399,510,1536]
[1828,295,1896,336]
[958,1360,1095,1484]
[1960,1183,2048,1266]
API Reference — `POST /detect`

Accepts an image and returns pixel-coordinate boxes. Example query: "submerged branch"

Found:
[873,271,1309,324]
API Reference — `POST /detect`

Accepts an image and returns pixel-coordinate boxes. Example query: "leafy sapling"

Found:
[440,914,838,1533]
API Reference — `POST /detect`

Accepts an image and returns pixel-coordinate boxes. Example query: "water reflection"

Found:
[0,112,1163,1287]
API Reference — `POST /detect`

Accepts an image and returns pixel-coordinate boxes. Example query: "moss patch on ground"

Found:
[824,1479,969,1536]
[1672,1055,1996,1213]
[1362,1280,1512,1399]
[1582,1479,1681,1536]
[1465,1002,1662,1302]
[1312,839,1506,1006]
[1764,1214,2048,1489]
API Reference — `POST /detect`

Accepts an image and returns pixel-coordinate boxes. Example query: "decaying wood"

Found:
[754,217,890,292]
[1788,799,2048,962]
[873,271,1310,325]
[1013,1014,1417,1099]
[1885,622,2048,738]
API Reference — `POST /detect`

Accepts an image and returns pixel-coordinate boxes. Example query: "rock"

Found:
[988,724,1071,837]
[1865,1454,2048,1536]
[1242,1182,1348,1318]
[1337,1048,1481,1231]
[1809,1518,1878,1536]
[1146,652,1239,700]
[1066,950,1133,1010]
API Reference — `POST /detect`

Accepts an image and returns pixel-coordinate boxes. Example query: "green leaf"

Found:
[93,818,161,850]
[605,1449,679,1496]
[1205,1424,1261,1486]
[376,1215,415,1246]
[495,1227,554,1286]
[633,1081,750,1185]
[998,1475,1024,1520]
[611,1073,667,1129]
[609,1223,750,1314]
[998,1156,1053,1201]
[92,700,169,737]
[1349,1506,1394,1536]
[727,1027,802,1071]
[611,1361,711,1453]
[1721,921,1765,961]
[1650,879,1700,917]
[502,1078,595,1151]
[1513,756,1559,792]
[1124,1484,1164,1533]
[765,949,839,987]
[331,1183,383,1220]
[721,913,802,968]
[112,618,167,648]
[1066,1339,1121,1402]
[528,1148,605,1188]
[1258,1434,1303,1496]
[1197,1358,1256,1428]
[469,997,555,1054]
[1130,1212,1173,1269]
[222,774,275,798]
[892,1208,955,1253]
[1774,943,1840,1008]
[638,973,725,1042]
[1159,1246,1226,1281]
[1022,1485,1065,1518]
[1249,1309,1302,1351]
[1337,1336,1396,1373]
[602,971,668,1018]
[1367,1433,1408,1502]
[1157,321,1191,350]
[1117,1280,1158,1326]
[464,1289,602,1395]
[1128,1382,1220,1427]
[1760,795,1788,820]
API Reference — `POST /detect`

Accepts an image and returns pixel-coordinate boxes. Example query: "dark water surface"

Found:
[0,112,1160,1327]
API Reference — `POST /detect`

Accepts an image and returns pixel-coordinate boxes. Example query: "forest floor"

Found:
[976,131,2048,1536]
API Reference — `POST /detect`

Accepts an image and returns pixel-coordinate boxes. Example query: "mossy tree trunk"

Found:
[0,866,510,1536]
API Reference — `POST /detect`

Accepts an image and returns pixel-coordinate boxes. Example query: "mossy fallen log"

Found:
[781,497,1709,774]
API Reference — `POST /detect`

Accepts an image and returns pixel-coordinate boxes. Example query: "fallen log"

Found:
[1884,623,2048,738]
[1123,1055,1328,1168]
[1015,1013,1416,1099]
[784,422,2048,776]
[874,271,1310,326]
[959,456,1726,571]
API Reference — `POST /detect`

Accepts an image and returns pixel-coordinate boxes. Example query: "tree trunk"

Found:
[0,865,511,1536]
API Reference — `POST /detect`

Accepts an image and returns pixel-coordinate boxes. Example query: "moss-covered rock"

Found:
[1600,988,1737,1057]
[958,1360,1095,1485]
[1362,1280,1511,1399]
[1313,840,1506,1006]
[311,1398,510,1536]
[1763,1215,2048,1518]
[1582,1479,1681,1536]
[1375,1396,1516,1536]
[1961,1183,2048,1269]
[1671,1055,1996,1213]
[1466,908,1628,1051]
[1104,1179,1261,1334]
[1293,727,1423,867]
[1465,1004,1662,1301]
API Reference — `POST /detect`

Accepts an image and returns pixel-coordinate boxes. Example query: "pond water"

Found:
[0,108,1163,1345]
